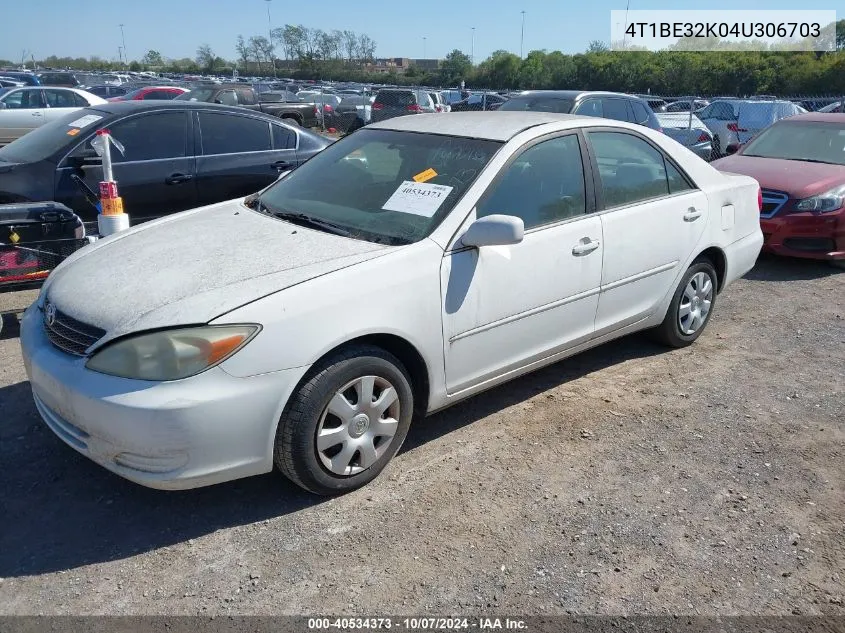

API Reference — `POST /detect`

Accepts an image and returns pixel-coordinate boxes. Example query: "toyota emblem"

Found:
[45,302,57,328]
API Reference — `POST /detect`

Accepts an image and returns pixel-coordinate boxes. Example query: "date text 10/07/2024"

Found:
[307,618,528,630]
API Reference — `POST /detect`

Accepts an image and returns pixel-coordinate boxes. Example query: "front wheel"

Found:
[274,345,414,495]
[650,259,718,348]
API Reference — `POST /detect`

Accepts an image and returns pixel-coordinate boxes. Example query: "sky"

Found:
[1,0,841,64]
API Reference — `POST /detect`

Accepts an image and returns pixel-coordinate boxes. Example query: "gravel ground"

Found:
[0,254,842,616]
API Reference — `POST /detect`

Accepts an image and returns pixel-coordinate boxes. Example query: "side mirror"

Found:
[725,143,740,155]
[461,214,524,248]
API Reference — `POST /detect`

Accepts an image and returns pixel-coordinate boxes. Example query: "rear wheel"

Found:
[650,259,718,348]
[274,345,414,495]
[282,116,300,127]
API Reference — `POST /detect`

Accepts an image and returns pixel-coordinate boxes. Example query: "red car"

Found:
[107,86,188,102]
[712,113,845,266]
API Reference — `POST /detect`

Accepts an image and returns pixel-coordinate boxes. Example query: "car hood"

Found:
[43,199,393,346]
[712,155,845,198]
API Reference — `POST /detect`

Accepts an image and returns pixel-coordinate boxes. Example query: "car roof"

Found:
[778,112,845,123]
[510,90,640,100]
[368,111,589,141]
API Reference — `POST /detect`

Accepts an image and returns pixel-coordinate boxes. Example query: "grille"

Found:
[43,303,106,356]
[760,190,789,219]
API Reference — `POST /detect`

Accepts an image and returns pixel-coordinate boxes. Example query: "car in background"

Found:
[696,99,746,158]
[370,88,437,123]
[635,95,668,112]
[734,100,804,144]
[176,84,319,127]
[84,84,131,99]
[819,101,844,113]
[655,113,712,161]
[429,91,450,113]
[37,72,80,88]
[441,89,470,106]
[108,86,189,102]
[19,112,763,494]
[0,87,107,145]
[665,99,710,113]
[0,77,25,88]
[0,101,331,222]
[712,113,844,267]
[499,90,661,131]
[333,95,375,134]
[0,71,40,86]
[450,92,508,112]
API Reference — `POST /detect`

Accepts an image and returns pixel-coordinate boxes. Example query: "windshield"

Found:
[499,97,574,114]
[741,121,845,165]
[256,129,502,245]
[175,88,214,102]
[0,107,108,163]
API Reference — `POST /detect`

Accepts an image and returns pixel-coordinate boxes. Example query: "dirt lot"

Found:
[0,255,842,616]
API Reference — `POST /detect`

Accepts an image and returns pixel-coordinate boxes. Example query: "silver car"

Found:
[696,100,746,158]
[655,112,713,161]
[734,100,804,144]
[0,86,107,145]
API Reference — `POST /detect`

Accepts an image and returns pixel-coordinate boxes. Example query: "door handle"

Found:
[572,239,601,256]
[271,160,293,171]
[684,207,702,222]
[31,112,43,117]
[165,173,194,185]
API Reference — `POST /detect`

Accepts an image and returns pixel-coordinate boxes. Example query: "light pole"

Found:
[118,46,123,66]
[423,36,427,59]
[471,27,476,64]
[520,11,526,58]
[119,23,127,65]
[265,0,277,78]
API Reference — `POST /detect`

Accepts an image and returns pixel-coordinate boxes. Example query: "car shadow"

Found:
[0,332,665,579]
[402,333,663,453]
[744,253,840,282]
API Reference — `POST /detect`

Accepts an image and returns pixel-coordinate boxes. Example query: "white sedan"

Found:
[0,86,107,145]
[20,112,764,495]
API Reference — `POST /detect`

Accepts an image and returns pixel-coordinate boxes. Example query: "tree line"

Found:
[3,20,843,96]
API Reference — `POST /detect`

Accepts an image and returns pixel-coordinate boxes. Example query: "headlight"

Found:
[86,325,259,381]
[795,184,845,213]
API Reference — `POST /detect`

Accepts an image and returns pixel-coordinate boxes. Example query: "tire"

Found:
[282,116,300,127]
[649,258,718,348]
[274,344,414,495]
[830,260,845,270]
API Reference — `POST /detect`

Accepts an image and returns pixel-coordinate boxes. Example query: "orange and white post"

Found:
[94,128,130,236]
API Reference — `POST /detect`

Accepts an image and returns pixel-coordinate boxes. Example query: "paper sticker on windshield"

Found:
[382,181,453,217]
[67,114,103,129]
[413,168,438,183]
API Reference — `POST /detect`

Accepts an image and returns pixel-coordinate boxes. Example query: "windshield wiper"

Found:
[270,210,352,237]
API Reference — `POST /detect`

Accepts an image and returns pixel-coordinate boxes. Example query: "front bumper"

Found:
[760,210,844,261]
[20,303,306,490]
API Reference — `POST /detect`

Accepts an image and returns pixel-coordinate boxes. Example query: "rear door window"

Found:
[575,98,603,117]
[631,101,650,124]
[199,112,271,155]
[602,99,630,122]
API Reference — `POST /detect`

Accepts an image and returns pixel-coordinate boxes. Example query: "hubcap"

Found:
[678,271,714,335]
[315,375,400,476]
